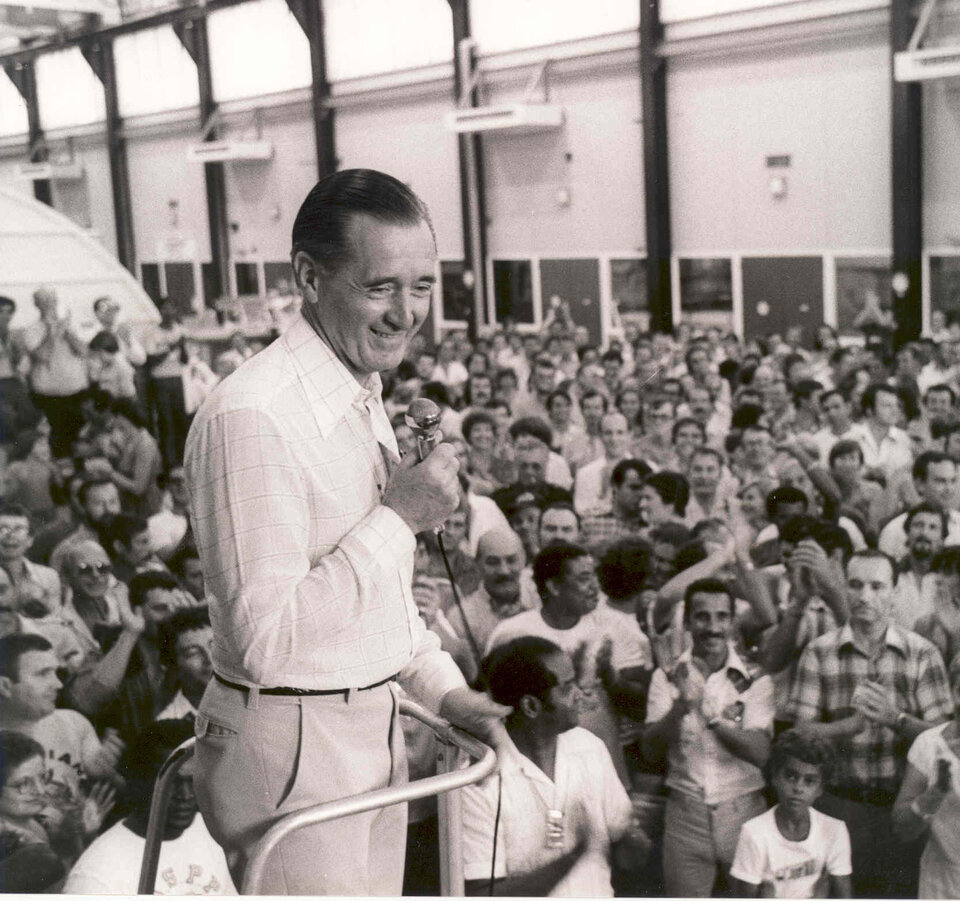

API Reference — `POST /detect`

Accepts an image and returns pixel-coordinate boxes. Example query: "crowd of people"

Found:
[2,280,960,898]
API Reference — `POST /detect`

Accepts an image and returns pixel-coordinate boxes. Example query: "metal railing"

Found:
[138,699,497,895]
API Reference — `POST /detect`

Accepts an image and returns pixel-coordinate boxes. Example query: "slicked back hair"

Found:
[291,169,435,273]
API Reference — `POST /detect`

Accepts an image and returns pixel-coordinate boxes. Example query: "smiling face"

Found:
[298,214,437,381]
[687,590,733,662]
[548,554,599,617]
[0,755,48,822]
[477,531,525,604]
[67,542,112,600]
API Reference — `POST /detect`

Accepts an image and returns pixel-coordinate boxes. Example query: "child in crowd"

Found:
[730,729,852,898]
[87,331,137,399]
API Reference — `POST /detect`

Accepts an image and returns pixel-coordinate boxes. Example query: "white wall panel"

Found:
[335,94,462,257]
[669,37,890,252]
[0,71,28,138]
[224,114,318,261]
[115,26,200,118]
[323,0,451,81]
[482,68,643,255]
[127,130,210,262]
[924,84,960,247]
[0,158,32,194]
[470,0,638,54]
[78,140,117,256]
[37,49,106,131]
[209,0,312,102]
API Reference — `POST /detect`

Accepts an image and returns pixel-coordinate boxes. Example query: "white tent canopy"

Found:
[0,185,159,330]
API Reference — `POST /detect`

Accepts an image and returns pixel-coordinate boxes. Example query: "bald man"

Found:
[446,529,539,663]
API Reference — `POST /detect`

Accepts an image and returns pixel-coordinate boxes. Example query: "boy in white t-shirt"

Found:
[731,729,852,898]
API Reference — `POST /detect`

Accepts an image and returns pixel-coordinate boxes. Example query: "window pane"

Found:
[440,260,472,323]
[165,262,197,318]
[930,256,960,324]
[36,49,105,130]
[0,71,28,137]
[835,257,890,334]
[679,258,732,311]
[323,0,452,82]
[235,262,260,296]
[263,261,294,294]
[141,263,162,302]
[201,262,222,308]
[115,27,200,118]
[492,260,533,326]
[611,258,648,314]
[209,0,311,102]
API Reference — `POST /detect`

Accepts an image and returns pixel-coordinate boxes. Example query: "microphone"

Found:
[405,398,443,462]
[405,397,445,536]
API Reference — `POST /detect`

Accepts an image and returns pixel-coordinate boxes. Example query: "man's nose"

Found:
[386,290,416,330]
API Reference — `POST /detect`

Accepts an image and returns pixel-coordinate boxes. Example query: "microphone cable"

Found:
[436,529,483,668]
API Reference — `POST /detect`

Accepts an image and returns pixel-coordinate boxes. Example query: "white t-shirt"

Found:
[907,722,960,900]
[486,606,650,786]
[63,815,237,895]
[460,728,632,897]
[486,606,649,672]
[730,805,851,899]
[22,709,103,800]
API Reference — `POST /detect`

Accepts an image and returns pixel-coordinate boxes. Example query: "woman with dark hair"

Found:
[460,410,506,496]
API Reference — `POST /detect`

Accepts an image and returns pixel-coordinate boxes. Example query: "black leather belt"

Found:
[214,671,397,697]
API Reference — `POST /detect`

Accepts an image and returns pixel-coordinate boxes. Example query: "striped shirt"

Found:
[787,622,952,795]
[184,314,464,709]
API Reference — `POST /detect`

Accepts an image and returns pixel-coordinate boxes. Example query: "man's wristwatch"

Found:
[895,712,908,732]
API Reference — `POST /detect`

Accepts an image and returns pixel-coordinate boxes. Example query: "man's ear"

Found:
[0,675,14,700]
[291,251,323,303]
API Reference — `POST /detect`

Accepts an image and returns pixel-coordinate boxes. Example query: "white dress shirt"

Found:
[850,422,913,480]
[645,645,774,805]
[461,728,632,897]
[185,314,465,708]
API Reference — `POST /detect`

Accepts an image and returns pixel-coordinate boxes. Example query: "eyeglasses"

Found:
[0,524,29,537]
[4,772,52,795]
[76,562,111,576]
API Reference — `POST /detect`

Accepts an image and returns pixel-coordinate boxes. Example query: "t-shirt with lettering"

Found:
[730,805,851,899]
[63,815,236,894]
[21,709,103,802]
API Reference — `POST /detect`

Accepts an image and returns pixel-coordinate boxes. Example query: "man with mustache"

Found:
[890,503,946,631]
[445,528,537,677]
[643,578,774,896]
[787,550,953,897]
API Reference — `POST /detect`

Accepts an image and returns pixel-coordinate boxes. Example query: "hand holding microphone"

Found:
[384,398,460,535]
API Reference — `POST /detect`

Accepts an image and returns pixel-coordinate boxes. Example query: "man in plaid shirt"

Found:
[787,548,952,897]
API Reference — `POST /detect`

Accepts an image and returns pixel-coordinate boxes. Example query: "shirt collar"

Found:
[838,621,909,657]
[282,313,385,441]
[677,642,752,681]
